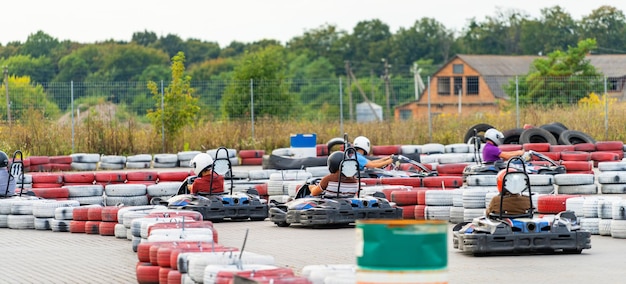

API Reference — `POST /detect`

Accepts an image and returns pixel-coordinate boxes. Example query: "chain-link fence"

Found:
[0,75,622,154]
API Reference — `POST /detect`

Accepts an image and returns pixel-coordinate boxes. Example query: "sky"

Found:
[2,0,625,47]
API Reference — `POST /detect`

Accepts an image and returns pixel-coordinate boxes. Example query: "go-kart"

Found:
[361,154,438,178]
[453,157,591,256]
[268,147,402,227]
[151,147,268,222]
[1,150,35,199]
[462,132,565,180]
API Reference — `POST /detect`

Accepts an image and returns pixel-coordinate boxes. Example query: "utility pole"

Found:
[382,58,391,121]
[4,66,10,127]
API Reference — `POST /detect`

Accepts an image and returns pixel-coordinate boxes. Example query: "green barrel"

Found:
[356,219,447,271]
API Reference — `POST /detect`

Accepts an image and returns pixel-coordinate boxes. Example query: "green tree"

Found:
[146,52,199,150]
[221,45,295,119]
[505,38,604,105]
[1,55,55,83]
[520,6,578,55]
[0,75,60,120]
[20,31,60,58]
[132,30,158,46]
[579,5,626,53]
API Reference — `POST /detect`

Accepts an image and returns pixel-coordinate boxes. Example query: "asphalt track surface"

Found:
[2,166,626,283]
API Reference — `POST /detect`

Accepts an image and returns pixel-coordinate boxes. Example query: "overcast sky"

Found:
[2,0,624,47]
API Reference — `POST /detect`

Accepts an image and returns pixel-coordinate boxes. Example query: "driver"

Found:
[0,151,16,197]
[309,151,358,197]
[483,128,525,163]
[187,153,224,195]
[353,136,394,170]
[485,169,532,216]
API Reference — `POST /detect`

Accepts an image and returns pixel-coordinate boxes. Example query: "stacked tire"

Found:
[127,154,152,169]
[153,154,178,168]
[105,184,149,206]
[70,153,100,171]
[597,161,626,194]
[65,184,104,205]
[177,151,201,168]
[100,155,127,170]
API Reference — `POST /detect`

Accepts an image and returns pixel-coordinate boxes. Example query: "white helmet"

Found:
[190,153,214,176]
[485,128,504,145]
[353,136,371,155]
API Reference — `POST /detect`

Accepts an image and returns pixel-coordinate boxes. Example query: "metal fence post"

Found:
[427,76,432,143]
[161,80,165,153]
[604,76,609,141]
[515,76,520,129]
[250,79,254,141]
[339,77,344,134]
[71,81,74,153]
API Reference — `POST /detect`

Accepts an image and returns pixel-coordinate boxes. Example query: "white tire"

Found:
[70,162,97,171]
[598,161,626,171]
[612,200,626,220]
[557,184,597,195]
[50,219,71,232]
[529,174,554,186]
[71,153,100,163]
[207,148,237,159]
[106,195,148,206]
[400,145,422,155]
[466,175,497,186]
[152,162,178,168]
[565,197,585,217]
[105,184,147,197]
[464,208,485,222]
[531,185,555,194]
[554,174,595,185]
[445,143,470,153]
[580,217,600,235]
[424,205,451,221]
[127,154,153,162]
[599,219,612,236]
[147,182,182,197]
[449,206,465,223]
[126,162,151,169]
[114,223,127,239]
[99,162,125,170]
[100,155,127,164]
[153,153,178,164]
[69,196,104,206]
[177,151,202,161]
[7,214,35,229]
[421,143,445,155]
[610,219,626,238]
[425,190,454,206]
[597,171,626,184]
[600,184,626,194]
[0,214,7,228]
[34,217,53,230]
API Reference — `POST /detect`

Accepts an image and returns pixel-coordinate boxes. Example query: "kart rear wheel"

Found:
[275,221,290,227]
[562,249,583,254]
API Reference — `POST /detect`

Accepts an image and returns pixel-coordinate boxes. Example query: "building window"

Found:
[608,77,625,92]
[438,77,450,95]
[400,109,412,120]
[453,64,464,74]
[466,76,479,95]
[453,77,463,95]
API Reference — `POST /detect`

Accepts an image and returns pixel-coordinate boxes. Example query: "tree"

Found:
[460,8,529,55]
[221,45,295,119]
[20,31,60,58]
[146,52,199,150]
[1,55,55,83]
[520,6,578,55]
[132,30,158,46]
[390,18,455,68]
[579,5,626,53]
[505,39,604,105]
[0,75,60,120]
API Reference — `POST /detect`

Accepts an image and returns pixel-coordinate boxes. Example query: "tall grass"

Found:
[1,102,624,157]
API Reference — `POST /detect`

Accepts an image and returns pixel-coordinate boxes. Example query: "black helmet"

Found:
[327,151,344,173]
[0,151,8,168]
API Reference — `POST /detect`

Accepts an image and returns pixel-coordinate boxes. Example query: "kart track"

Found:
[0,163,625,284]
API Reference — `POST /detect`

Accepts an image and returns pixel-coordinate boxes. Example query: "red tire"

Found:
[95,172,127,183]
[537,194,578,214]
[32,183,63,188]
[241,158,263,165]
[316,144,329,157]
[30,187,69,199]
[87,207,103,221]
[28,156,50,165]
[99,221,116,236]
[135,262,160,284]
[561,161,593,171]
[360,178,379,186]
[533,152,560,161]
[522,143,551,152]
[398,162,434,172]
[560,151,591,161]
[167,270,182,284]
[31,173,64,184]
[238,150,265,159]
[400,205,416,219]
[574,143,596,152]
[380,177,422,187]
[157,171,189,182]
[72,207,91,221]
[127,171,158,182]
[499,144,523,151]
[391,190,419,206]
[69,220,87,233]
[63,172,96,184]
[381,187,412,200]
[49,155,73,164]
[159,267,171,284]
[101,206,121,222]
[416,188,428,205]
[550,145,576,152]
[372,145,401,155]
[437,163,471,175]
[591,151,620,163]
[595,141,624,151]
[254,183,268,195]
[414,204,427,219]
[85,221,100,234]
[421,176,463,188]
